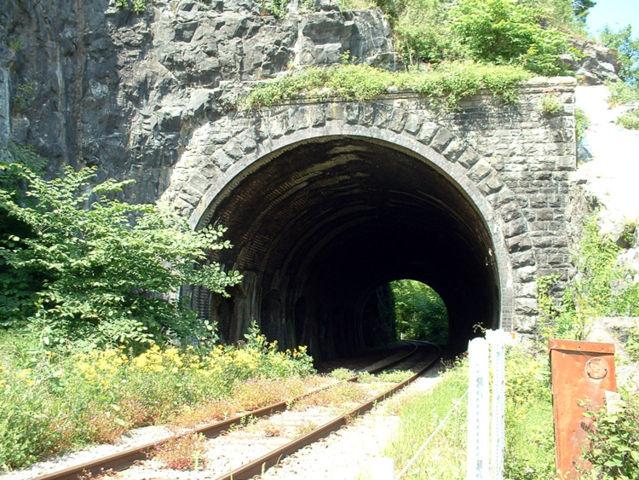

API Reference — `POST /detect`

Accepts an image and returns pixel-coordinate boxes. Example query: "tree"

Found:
[601,25,639,86]
[390,279,449,344]
[572,0,595,23]
[0,145,241,350]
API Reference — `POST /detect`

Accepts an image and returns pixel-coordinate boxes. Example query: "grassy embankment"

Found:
[0,329,315,471]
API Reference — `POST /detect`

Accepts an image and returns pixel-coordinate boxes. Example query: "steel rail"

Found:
[33,344,418,480]
[215,345,440,480]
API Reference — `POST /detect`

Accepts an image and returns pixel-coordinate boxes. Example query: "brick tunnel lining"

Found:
[196,136,501,359]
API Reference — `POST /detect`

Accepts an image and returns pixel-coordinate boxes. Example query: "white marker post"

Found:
[466,337,489,480]
[487,329,506,480]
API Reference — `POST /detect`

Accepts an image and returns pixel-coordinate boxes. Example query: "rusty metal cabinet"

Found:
[549,340,617,480]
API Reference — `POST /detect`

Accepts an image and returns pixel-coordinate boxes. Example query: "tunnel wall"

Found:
[162,77,577,337]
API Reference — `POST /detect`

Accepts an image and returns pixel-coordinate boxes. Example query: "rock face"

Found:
[568,38,621,85]
[0,0,395,192]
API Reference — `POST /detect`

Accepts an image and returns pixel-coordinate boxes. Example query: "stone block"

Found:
[388,109,406,133]
[346,103,362,124]
[309,105,327,127]
[457,148,480,169]
[556,155,576,171]
[468,160,491,182]
[442,138,465,162]
[415,122,438,144]
[429,127,453,152]
[507,234,532,252]
[478,173,503,195]
[505,217,527,238]
[403,113,422,134]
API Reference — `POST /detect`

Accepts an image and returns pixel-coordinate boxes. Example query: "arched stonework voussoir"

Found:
[176,100,539,332]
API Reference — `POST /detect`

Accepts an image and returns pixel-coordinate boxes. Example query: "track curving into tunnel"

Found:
[191,135,503,359]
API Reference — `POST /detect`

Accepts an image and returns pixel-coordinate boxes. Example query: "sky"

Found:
[586,0,639,37]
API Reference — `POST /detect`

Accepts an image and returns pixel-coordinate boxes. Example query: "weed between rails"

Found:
[150,432,208,471]
[357,370,413,384]
[294,382,371,410]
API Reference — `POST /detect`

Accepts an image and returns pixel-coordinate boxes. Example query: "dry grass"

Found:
[170,376,329,429]
[294,383,370,410]
[150,432,208,470]
[294,420,318,436]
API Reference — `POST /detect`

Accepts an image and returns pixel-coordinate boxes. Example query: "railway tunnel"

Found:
[192,135,503,360]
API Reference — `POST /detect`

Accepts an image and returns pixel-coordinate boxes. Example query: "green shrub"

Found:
[260,0,289,17]
[448,0,570,75]
[0,151,241,351]
[374,0,577,70]
[504,347,555,480]
[625,327,639,363]
[576,107,589,142]
[394,0,464,64]
[540,89,563,115]
[616,110,639,130]
[114,0,147,13]
[607,81,639,106]
[337,0,376,9]
[582,392,639,480]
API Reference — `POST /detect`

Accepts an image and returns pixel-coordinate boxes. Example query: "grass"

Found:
[383,347,555,480]
[607,81,639,107]
[239,62,531,111]
[616,110,639,130]
[384,359,468,480]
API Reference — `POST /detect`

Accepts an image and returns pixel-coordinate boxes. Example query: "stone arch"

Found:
[163,99,540,355]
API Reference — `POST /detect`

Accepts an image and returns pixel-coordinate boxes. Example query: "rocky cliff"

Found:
[1,0,396,201]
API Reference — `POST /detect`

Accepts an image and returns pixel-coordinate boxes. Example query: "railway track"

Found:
[33,343,439,480]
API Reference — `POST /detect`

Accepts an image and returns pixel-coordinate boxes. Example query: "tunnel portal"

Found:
[193,135,502,359]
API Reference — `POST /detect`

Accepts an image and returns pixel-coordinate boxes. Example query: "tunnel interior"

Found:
[195,136,501,360]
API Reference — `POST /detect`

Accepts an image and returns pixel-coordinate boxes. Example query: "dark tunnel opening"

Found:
[193,136,502,360]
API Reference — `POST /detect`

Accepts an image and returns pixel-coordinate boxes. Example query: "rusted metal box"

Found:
[549,339,617,480]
